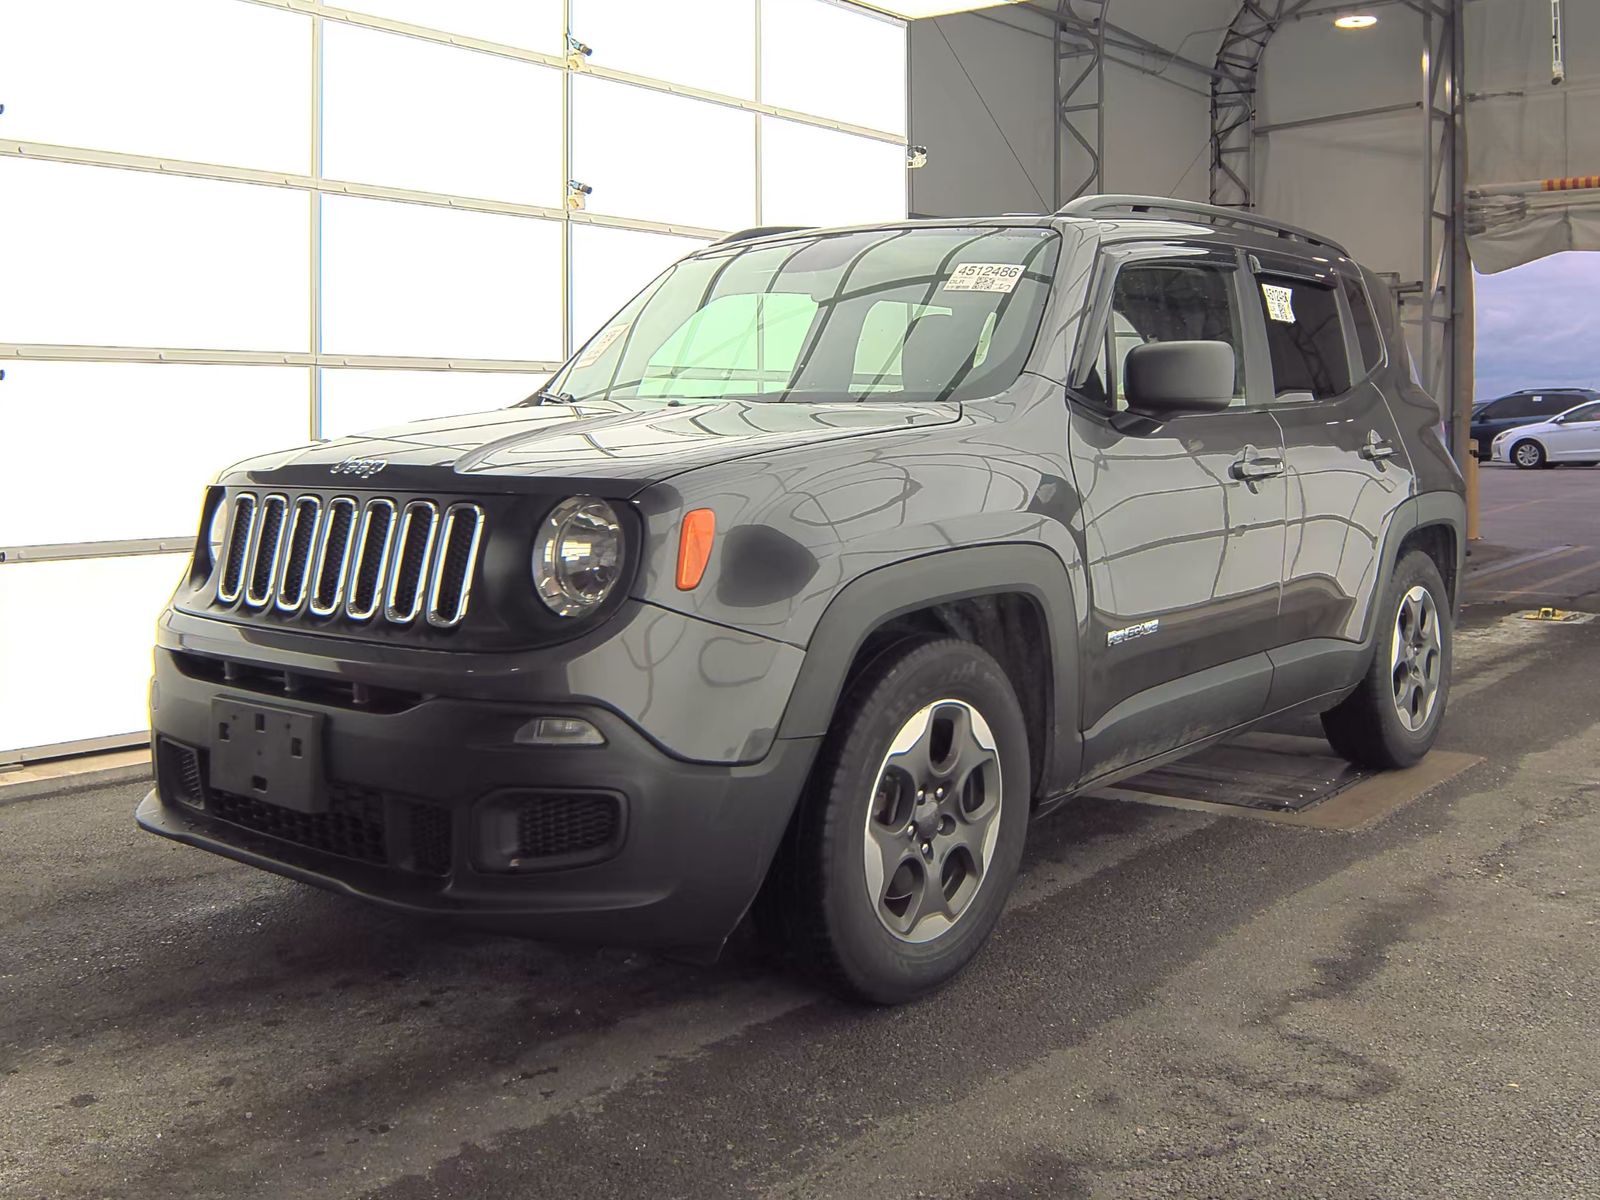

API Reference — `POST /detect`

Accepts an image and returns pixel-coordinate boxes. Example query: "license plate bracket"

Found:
[209,697,326,813]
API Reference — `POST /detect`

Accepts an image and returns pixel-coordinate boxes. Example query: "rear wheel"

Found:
[773,638,1030,1004]
[1511,439,1547,469]
[1322,549,1452,770]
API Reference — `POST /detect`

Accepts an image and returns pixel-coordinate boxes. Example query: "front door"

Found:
[1066,243,1287,780]
[1540,399,1600,461]
[1254,259,1414,660]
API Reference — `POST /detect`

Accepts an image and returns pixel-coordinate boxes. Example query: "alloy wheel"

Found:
[1514,442,1543,468]
[862,700,1004,944]
[1390,585,1443,732]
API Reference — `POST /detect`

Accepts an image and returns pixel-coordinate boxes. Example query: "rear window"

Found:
[1340,274,1384,373]
[1256,275,1352,399]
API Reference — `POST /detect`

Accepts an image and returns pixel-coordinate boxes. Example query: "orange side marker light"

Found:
[676,508,716,590]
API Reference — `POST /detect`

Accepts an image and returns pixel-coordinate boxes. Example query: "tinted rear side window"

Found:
[1495,393,1556,419]
[1255,275,1352,399]
[1340,274,1384,373]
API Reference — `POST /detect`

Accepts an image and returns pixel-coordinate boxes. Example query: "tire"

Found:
[1321,549,1452,770]
[1511,439,1547,469]
[773,637,1030,1005]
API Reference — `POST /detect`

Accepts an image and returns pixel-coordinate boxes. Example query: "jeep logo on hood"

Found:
[330,456,388,478]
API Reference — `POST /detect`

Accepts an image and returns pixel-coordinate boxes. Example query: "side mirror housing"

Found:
[1123,341,1237,418]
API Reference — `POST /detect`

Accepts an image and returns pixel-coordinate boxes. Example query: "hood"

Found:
[222,399,961,494]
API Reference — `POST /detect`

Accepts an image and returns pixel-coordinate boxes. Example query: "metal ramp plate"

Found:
[1096,733,1482,831]
[1113,732,1363,813]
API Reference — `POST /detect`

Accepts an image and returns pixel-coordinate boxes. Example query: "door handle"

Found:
[1360,432,1396,461]
[1229,454,1285,482]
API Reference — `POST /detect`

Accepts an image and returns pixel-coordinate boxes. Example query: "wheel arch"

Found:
[1365,491,1466,640]
[775,544,1083,800]
[1510,435,1547,465]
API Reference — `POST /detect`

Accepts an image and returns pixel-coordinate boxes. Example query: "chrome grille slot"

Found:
[310,497,359,617]
[384,501,440,624]
[426,503,485,629]
[209,491,484,630]
[245,494,289,608]
[217,493,258,604]
[274,496,323,613]
[345,499,398,621]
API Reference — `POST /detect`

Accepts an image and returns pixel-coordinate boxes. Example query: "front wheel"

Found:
[1322,549,1452,770]
[1511,439,1547,469]
[774,638,1030,1004]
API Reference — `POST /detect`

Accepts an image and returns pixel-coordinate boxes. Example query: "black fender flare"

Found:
[774,543,1083,794]
[1363,489,1467,647]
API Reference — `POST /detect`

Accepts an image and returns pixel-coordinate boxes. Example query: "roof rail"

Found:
[1057,195,1349,257]
[711,225,814,246]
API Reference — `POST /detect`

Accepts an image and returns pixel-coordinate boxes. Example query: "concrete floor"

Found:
[1467,463,1600,609]
[5,472,1600,1200]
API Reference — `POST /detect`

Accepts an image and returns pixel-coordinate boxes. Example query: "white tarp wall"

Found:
[1467,0,1600,272]
[910,1,1600,274]
[908,1,1236,216]
[1254,8,1432,285]
[0,0,909,761]
[1247,0,1600,407]
[1256,0,1600,281]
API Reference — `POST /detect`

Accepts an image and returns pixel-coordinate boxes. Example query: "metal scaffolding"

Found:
[1209,0,1314,210]
[1053,0,1110,206]
[1421,0,1472,469]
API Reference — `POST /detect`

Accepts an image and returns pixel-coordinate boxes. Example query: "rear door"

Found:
[1251,255,1415,686]
[1066,241,1287,779]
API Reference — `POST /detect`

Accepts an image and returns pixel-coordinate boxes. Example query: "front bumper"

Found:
[139,647,820,955]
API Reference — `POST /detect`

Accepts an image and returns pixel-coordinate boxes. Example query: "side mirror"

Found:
[1123,341,1237,418]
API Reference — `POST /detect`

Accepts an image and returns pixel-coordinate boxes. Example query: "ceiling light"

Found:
[1334,14,1379,29]
[858,0,1031,18]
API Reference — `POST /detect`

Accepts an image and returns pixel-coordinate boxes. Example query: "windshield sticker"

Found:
[575,323,630,368]
[943,263,1024,293]
[1262,283,1297,323]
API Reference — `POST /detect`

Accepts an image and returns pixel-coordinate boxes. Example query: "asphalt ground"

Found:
[4,468,1599,1200]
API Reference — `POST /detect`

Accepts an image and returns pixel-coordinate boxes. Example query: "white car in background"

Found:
[1491,398,1600,468]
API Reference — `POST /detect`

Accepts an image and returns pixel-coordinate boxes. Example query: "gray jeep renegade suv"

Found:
[140,196,1465,1004]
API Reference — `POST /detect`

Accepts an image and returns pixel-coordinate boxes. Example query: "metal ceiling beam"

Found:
[1026,2,1224,82]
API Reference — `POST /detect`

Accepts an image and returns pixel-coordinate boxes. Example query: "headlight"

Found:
[533,496,623,617]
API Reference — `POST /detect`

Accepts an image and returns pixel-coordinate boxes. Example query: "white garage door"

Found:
[0,0,908,762]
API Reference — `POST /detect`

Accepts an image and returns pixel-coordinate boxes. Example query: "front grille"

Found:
[514,792,623,861]
[217,494,257,604]
[155,739,452,877]
[217,492,484,629]
[274,496,322,613]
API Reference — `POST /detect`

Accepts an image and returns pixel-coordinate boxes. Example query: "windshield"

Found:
[543,226,1059,405]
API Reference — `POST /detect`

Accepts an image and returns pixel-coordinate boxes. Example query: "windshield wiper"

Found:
[523,389,577,406]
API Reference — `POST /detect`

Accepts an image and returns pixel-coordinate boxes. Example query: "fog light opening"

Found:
[514,716,607,747]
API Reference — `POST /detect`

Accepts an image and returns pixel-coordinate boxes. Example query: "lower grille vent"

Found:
[209,786,390,868]
[514,793,622,860]
[155,739,452,877]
